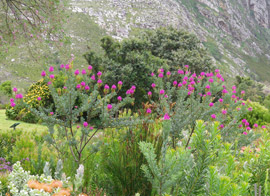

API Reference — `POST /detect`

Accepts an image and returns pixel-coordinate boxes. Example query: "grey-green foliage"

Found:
[23,65,138,163]
[54,159,63,180]
[151,70,247,148]
[139,120,227,196]
[207,166,250,196]
[74,164,84,192]
[43,162,51,177]
[8,162,30,195]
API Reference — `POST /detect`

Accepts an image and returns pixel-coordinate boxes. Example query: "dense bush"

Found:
[243,101,270,127]
[0,81,12,97]
[84,27,213,107]
[6,79,52,123]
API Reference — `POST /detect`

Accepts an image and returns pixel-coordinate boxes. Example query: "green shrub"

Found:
[84,27,213,107]
[99,121,162,196]
[0,129,22,161]
[6,79,52,123]
[243,101,270,126]
[0,81,12,97]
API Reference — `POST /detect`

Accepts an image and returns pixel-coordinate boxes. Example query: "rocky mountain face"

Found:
[70,0,270,82]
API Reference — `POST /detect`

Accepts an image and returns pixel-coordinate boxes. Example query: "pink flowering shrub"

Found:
[147,67,252,147]
[10,62,134,163]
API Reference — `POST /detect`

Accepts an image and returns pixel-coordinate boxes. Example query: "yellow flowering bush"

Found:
[6,79,53,123]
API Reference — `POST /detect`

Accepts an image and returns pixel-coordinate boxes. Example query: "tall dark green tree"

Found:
[84,27,214,107]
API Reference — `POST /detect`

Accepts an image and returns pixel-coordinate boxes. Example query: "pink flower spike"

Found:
[148,91,152,96]
[247,127,251,130]
[215,69,220,73]
[209,102,214,107]
[48,81,52,85]
[118,81,123,86]
[209,78,214,83]
[85,85,90,91]
[158,73,164,78]
[50,112,54,115]
[254,124,258,128]
[160,89,165,95]
[242,102,245,106]
[49,66,54,72]
[232,85,237,90]
[241,91,245,94]
[82,69,87,75]
[248,107,252,111]
[164,94,168,98]
[190,81,195,85]
[10,102,16,107]
[166,71,171,76]
[146,108,152,114]
[173,81,178,86]
[178,70,184,74]
[262,125,266,129]
[163,113,170,120]
[97,79,102,84]
[216,73,222,79]
[81,81,86,86]
[178,83,183,88]
[10,98,14,103]
[83,122,88,127]
[37,97,41,101]
[184,65,189,69]
[104,84,110,89]
[201,72,205,76]
[111,85,116,89]
[222,109,227,115]
[65,64,70,70]
[117,96,122,101]
[13,87,17,92]
[41,71,46,77]
[151,83,156,88]
[219,98,223,103]
[76,84,81,89]
[222,89,228,94]
[15,94,23,99]
[243,132,247,135]
[77,125,80,129]
[207,91,212,96]
[159,68,164,73]
[211,114,216,119]
[74,69,80,75]
[151,72,155,77]
[60,64,65,69]
[88,65,93,70]
[219,124,224,129]
[91,75,96,80]
[107,104,112,110]
[205,85,210,89]
[49,75,55,79]
[63,86,67,89]
[97,71,102,77]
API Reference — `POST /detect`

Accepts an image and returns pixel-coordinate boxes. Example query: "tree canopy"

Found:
[84,27,214,107]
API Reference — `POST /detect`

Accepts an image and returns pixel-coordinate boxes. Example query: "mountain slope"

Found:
[70,0,270,82]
